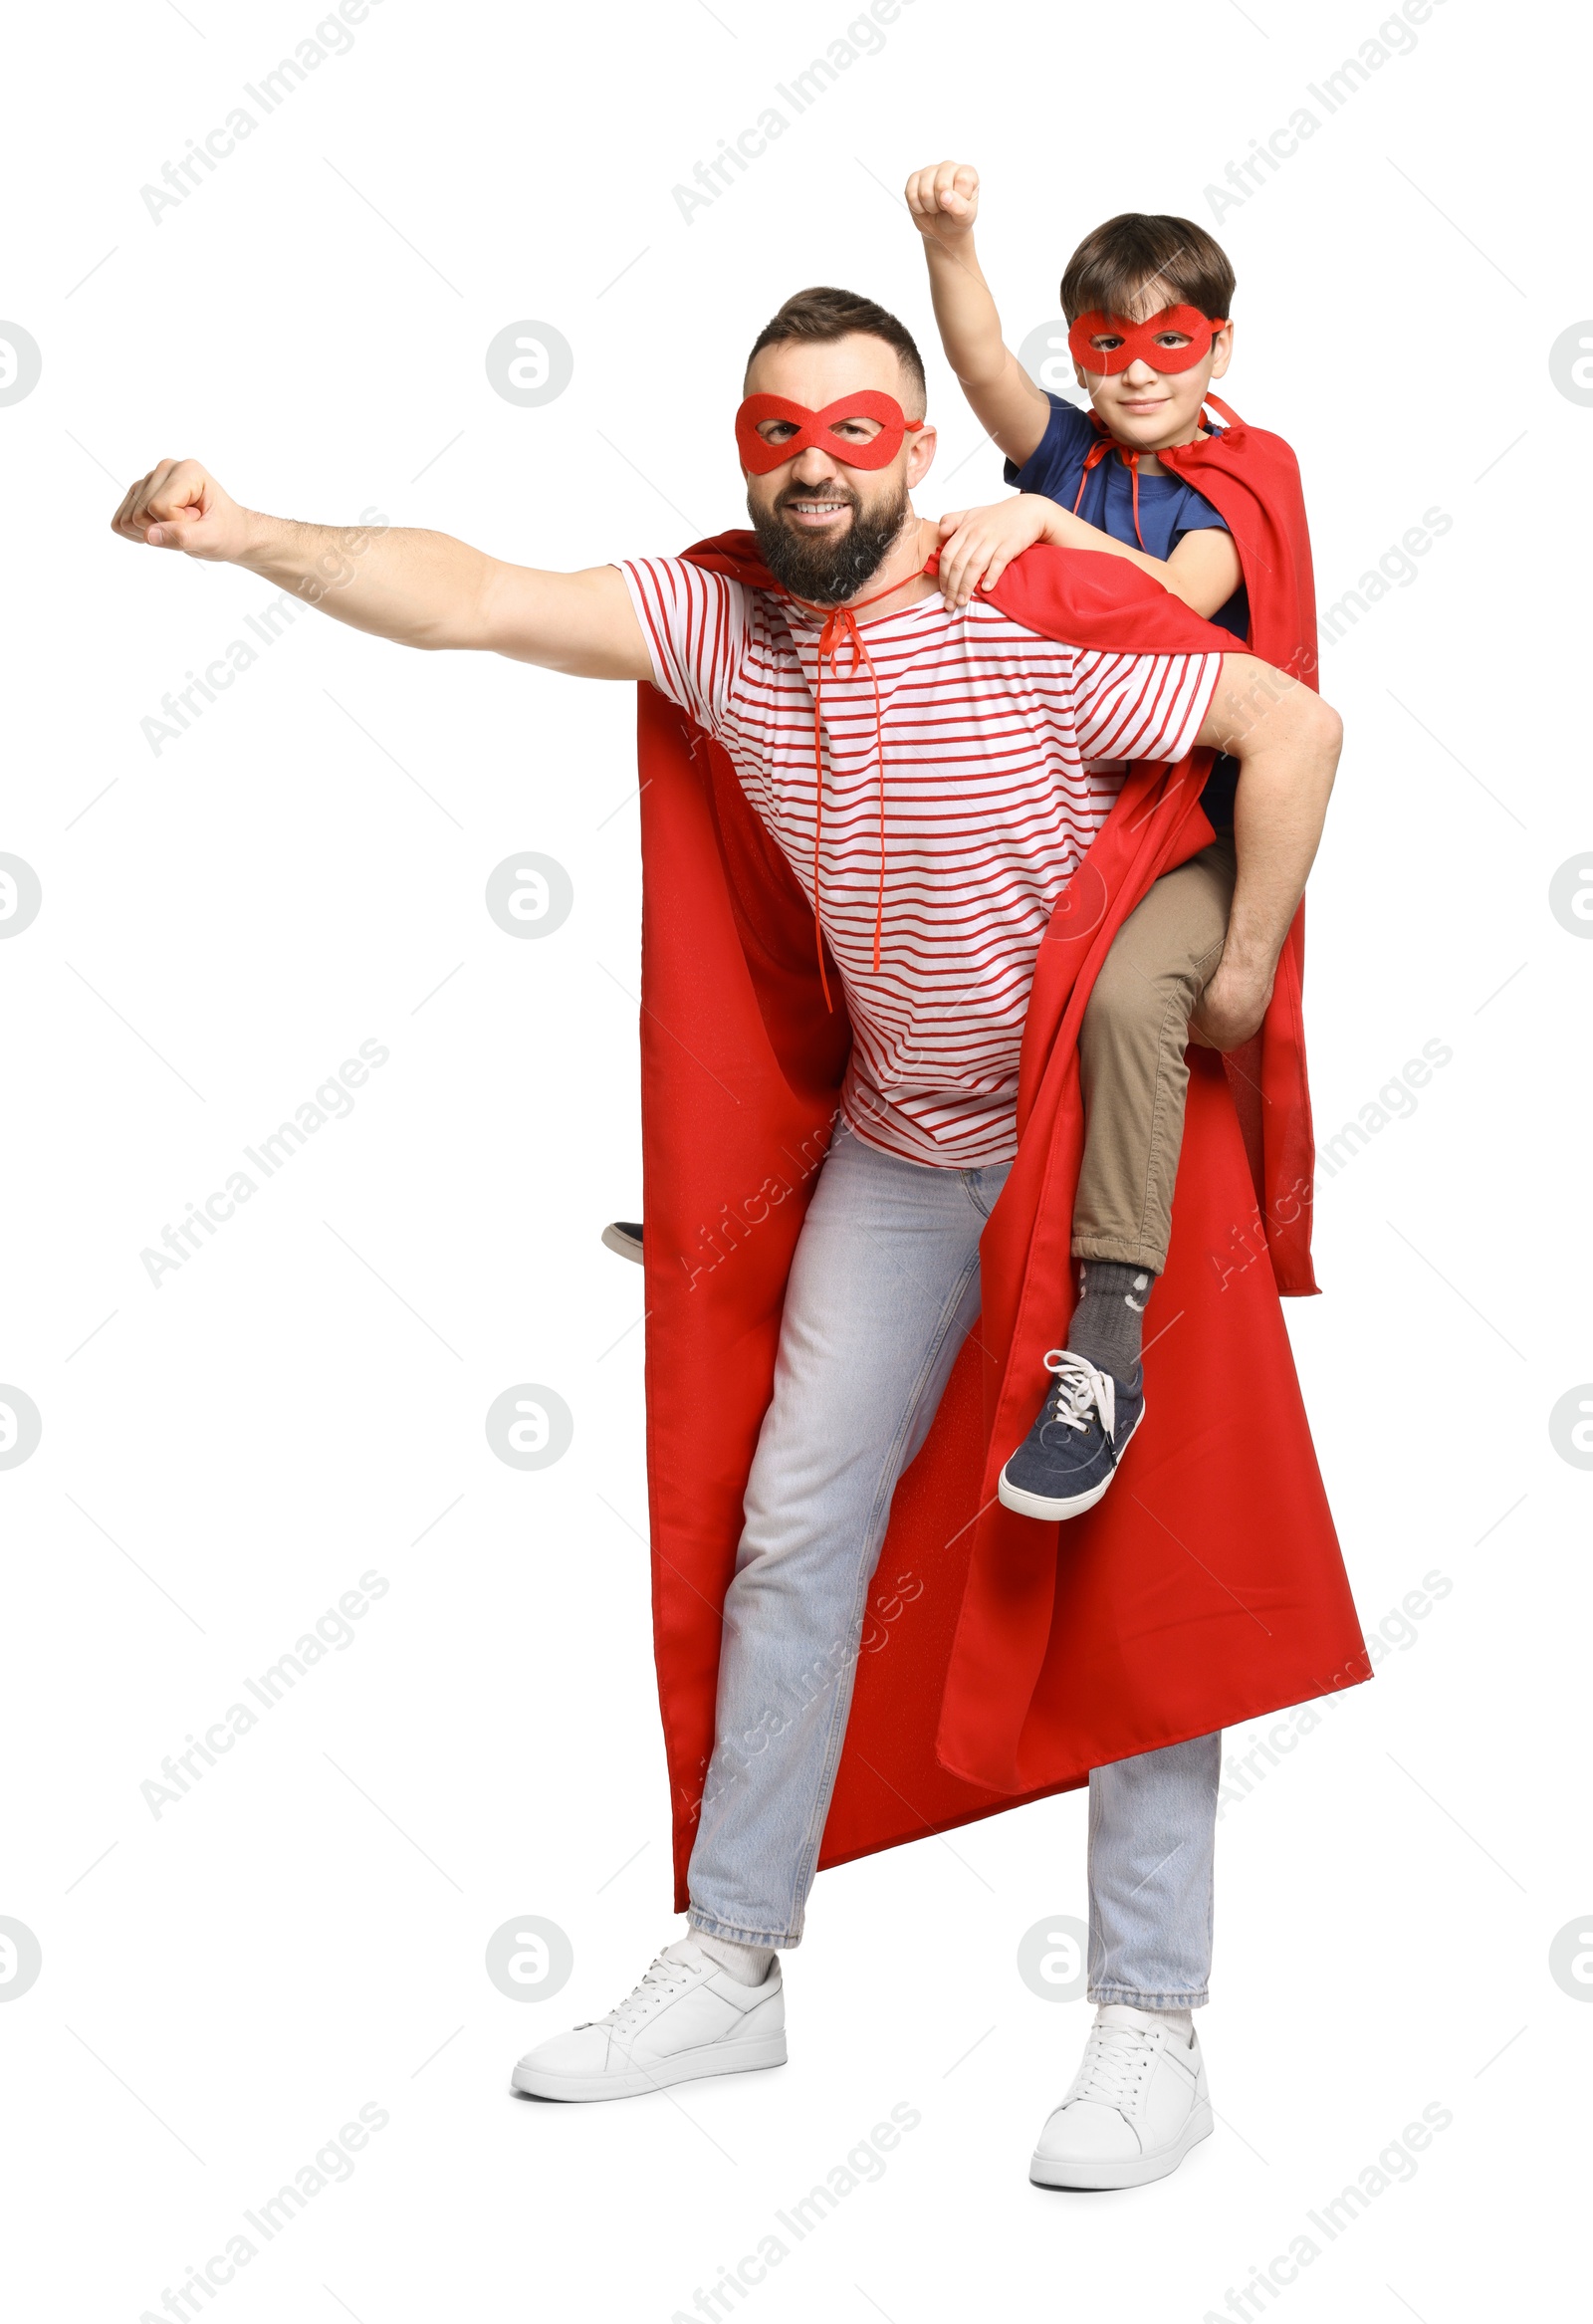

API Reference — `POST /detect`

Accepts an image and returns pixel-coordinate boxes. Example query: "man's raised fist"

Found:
[111,459,249,562]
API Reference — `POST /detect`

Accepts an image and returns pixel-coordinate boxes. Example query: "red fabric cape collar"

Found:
[1099,394,1320,687]
[679,528,1237,658]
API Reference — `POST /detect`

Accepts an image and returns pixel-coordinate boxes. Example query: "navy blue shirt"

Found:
[1006,397,1246,823]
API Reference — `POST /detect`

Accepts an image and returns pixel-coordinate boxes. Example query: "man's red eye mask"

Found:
[735,391,923,473]
[1065,306,1229,376]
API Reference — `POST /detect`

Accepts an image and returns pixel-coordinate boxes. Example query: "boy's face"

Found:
[1071,280,1234,451]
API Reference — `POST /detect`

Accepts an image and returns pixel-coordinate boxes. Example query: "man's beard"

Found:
[749,478,911,605]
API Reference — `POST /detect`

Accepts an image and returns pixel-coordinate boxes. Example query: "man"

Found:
[111,286,1348,2190]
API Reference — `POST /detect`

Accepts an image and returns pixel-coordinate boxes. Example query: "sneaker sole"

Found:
[1028,2098,1213,2190]
[600,1222,644,1266]
[511,2031,788,2102]
[998,1401,1147,1522]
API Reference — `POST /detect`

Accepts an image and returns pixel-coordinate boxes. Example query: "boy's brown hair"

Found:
[746,286,928,413]
[1060,215,1235,325]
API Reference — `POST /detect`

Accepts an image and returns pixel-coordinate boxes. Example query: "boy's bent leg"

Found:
[1073,837,1237,1276]
[688,1124,1007,1948]
[998,843,1235,1524]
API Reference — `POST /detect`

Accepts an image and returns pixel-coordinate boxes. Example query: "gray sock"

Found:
[1067,1259,1155,1379]
[695,1930,776,1985]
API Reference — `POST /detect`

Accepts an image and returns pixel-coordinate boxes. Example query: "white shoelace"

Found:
[1039,1347,1117,1443]
[579,1952,694,2032]
[1064,2019,1156,2111]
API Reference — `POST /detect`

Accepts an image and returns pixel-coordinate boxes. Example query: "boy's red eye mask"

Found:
[735,392,924,473]
[1065,306,1229,375]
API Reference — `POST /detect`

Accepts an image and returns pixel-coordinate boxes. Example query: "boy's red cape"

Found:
[637,404,1368,1910]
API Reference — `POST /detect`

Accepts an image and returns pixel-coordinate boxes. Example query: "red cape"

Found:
[640,432,1367,1910]
[1151,395,1321,1296]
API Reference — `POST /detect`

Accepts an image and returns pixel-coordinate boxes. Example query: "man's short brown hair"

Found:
[1060,215,1235,325]
[746,286,928,414]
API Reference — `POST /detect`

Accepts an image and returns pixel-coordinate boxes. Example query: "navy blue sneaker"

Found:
[998,1349,1146,1521]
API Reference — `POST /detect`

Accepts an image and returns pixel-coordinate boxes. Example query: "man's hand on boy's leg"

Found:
[1190,958,1273,1051]
[1191,655,1341,1052]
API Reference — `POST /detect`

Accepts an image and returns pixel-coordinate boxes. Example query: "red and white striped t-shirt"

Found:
[621,558,1221,1167]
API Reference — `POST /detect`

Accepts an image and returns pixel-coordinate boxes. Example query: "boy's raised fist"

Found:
[110,459,249,561]
[904,160,981,244]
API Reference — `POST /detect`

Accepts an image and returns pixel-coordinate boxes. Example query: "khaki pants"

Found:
[1072,836,1238,1275]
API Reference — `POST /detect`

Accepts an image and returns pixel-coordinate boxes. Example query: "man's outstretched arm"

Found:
[1189,656,1342,1050]
[110,459,653,680]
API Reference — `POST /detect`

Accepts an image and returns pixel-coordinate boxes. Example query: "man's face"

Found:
[740,332,936,603]
[1071,281,1234,452]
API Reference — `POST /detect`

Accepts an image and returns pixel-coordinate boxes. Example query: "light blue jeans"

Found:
[686,1120,1220,2007]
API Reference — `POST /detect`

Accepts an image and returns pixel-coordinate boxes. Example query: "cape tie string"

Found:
[780,571,917,1012]
[1072,434,1146,549]
[1073,401,1242,549]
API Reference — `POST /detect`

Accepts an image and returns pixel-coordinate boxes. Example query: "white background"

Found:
[2,0,1588,2316]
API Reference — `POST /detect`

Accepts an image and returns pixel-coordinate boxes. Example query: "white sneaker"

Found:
[1029,2003,1213,2189]
[511,1937,786,2102]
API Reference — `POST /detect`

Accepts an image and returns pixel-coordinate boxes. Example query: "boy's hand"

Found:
[111,459,253,562]
[904,159,981,250]
[1190,959,1273,1051]
[935,497,1051,608]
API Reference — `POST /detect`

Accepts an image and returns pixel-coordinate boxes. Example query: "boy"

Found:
[905,157,1301,1521]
